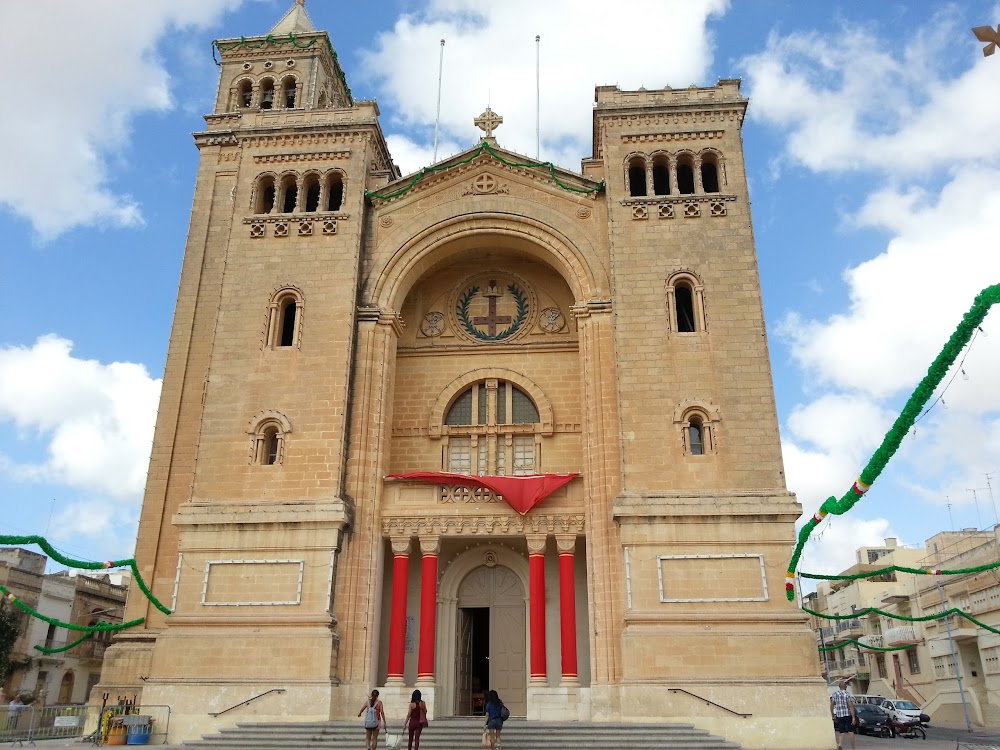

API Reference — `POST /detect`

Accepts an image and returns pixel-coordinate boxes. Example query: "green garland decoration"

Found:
[212,34,354,106]
[786,284,1000,600]
[0,534,172,615]
[804,605,1000,636]
[802,558,1000,582]
[1,584,144,633]
[457,283,529,342]
[34,632,93,655]
[365,140,605,200]
[818,638,913,653]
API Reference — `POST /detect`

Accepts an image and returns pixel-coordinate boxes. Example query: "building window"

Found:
[259,77,275,109]
[876,655,887,679]
[237,79,253,109]
[267,288,304,348]
[652,155,670,195]
[326,172,344,211]
[688,419,705,455]
[443,380,540,475]
[701,153,721,193]
[627,156,647,197]
[279,174,298,213]
[906,649,920,674]
[666,271,707,333]
[675,402,720,457]
[249,413,291,466]
[255,175,276,214]
[281,76,297,108]
[676,154,695,195]
[302,174,321,212]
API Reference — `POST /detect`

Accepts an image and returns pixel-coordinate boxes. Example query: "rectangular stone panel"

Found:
[657,554,767,602]
[202,559,304,606]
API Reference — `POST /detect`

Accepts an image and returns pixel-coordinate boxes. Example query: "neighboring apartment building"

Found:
[808,530,1000,726]
[0,548,129,704]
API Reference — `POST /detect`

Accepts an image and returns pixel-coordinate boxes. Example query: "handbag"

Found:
[481,727,491,747]
[384,731,401,749]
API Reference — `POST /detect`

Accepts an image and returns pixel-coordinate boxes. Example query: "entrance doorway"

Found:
[455,565,526,716]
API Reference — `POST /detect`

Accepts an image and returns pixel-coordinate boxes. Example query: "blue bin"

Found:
[126,725,151,745]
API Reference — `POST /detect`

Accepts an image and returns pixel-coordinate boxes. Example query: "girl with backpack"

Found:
[357,689,386,750]
[483,690,508,750]
[403,689,429,750]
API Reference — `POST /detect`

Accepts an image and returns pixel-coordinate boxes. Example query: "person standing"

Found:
[358,689,386,750]
[830,681,857,750]
[483,690,506,750]
[6,696,25,733]
[403,689,428,750]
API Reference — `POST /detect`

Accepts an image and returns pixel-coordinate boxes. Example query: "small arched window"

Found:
[249,413,292,466]
[318,91,328,108]
[281,76,297,108]
[675,403,719,457]
[627,156,647,197]
[302,174,321,212]
[267,288,303,348]
[688,417,705,456]
[666,271,706,334]
[238,79,253,108]
[652,155,670,196]
[676,155,695,195]
[443,380,540,475]
[279,174,298,213]
[701,153,720,193]
[326,172,344,211]
[255,175,276,214]
[259,78,275,109]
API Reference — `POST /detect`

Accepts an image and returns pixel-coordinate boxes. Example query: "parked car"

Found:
[878,699,922,724]
[852,694,889,706]
[854,703,892,737]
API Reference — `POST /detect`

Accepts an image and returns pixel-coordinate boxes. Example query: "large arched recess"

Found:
[367,208,609,313]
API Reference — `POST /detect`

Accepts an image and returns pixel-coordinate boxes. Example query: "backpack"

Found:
[499,703,510,721]
[364,703,379,729]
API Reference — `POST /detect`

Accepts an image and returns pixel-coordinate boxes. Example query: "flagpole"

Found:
[535,34,540,159]
[433,39,445,163]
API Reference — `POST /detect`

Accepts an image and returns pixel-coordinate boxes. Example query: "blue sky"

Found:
[1,0,998,578]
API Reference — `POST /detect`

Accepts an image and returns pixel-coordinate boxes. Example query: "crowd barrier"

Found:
[0,703,170,746]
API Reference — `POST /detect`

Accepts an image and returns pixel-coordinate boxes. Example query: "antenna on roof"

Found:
[535,35,541,159]
[433,39,445,163]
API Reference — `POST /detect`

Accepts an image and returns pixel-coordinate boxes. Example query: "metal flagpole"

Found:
[937,580,972,731]
[535,35,540,159]
[433,39,445,163]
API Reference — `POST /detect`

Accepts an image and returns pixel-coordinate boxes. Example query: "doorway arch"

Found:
[437,546,529,717]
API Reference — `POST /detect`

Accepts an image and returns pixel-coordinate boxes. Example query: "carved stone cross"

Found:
[472,282,512,336]
[474,107,503,139]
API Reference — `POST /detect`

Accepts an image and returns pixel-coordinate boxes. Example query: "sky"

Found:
[1,0,999,582]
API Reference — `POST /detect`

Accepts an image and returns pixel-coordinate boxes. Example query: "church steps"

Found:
[181,719,743,749]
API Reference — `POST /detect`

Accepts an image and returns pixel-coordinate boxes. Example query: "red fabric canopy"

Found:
[387,472,578,515]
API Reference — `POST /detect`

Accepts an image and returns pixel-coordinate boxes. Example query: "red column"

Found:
[528,536,547,682]
[417,538,439,682]
[558,537,578,681]
[386,538,411,682]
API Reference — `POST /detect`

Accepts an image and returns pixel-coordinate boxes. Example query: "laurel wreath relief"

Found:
[456,283,529,342]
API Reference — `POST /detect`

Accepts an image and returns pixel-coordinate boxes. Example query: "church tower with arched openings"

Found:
[97,3,833,747]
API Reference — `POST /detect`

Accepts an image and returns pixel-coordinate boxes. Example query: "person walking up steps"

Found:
[483,690,508,750]
[358,689,386,750]
[403,689,428,750]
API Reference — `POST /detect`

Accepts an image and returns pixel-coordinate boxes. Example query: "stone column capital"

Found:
[418,536,440,555]
[555,534,577,554]
[525,534,547,554]
[389,536,412,555]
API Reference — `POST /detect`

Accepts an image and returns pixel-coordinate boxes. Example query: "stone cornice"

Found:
[242,211,349,224]
[253,150,351,164]
[613,490,801,521]
[621,129,725,144]
[382,513,586,537]
[620,194,737,206]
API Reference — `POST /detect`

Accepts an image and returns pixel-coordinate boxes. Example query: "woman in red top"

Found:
[403,689,428,750]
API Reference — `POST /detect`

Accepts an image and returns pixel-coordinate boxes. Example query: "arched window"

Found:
[325,172,344,211]
[676,154,695,195]
[443,380,540,475]
[701,152,720,193]
[259,78,275,109]
[281,76,297,108]
[318,91,328,108]
[674,403,720,457]
[267,287,303,348]
[248,412,292,465]
[278,174,298,213]
[255,175,276,214]
[627,156,647,197]
[652,155,670,196]
[237,79,253,109]
[666,271,706,333]
[302,174,321,212]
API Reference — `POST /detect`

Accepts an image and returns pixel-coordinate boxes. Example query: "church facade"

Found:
[97,3,833,747]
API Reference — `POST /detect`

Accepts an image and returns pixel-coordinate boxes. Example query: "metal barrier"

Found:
[0,703,170,746]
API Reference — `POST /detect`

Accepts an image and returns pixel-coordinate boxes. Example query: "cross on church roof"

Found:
[474,107,503,139]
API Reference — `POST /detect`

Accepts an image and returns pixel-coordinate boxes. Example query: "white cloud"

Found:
[0,0,246,239]
[362,0,728,171]
[0,335,161,499]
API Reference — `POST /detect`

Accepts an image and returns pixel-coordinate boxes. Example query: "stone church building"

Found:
[98,2,832,747]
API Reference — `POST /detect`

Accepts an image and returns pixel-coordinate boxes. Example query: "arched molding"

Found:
[428,367,554,438]
[266,285,305,348]
[369,209,607,312]
[665,269,707,333]
[673,399,721,456]
[247,410,293,435]
[672,399,721,424]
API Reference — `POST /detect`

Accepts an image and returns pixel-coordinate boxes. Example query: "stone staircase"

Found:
[182,717,743,749]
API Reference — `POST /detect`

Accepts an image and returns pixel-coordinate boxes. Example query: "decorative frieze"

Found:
[253,150,352,164]
[242,212,346,238]
[382,513,586,538]
[621,129,725,144]
[621,194,736,220]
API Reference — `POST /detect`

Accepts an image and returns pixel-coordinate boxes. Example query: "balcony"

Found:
[885,625,920,646]
[858,634,884,650]
[835,618,863,637]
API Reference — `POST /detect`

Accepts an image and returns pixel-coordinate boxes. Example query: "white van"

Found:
[879,699,922,723]
[851,694,889,706]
